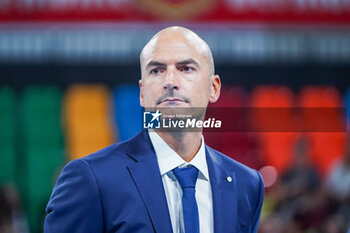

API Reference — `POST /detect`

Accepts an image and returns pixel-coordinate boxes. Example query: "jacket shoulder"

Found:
[206,145,262,185]
[76,133,138,165]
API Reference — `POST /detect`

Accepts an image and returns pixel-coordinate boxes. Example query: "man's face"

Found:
[139,32,220,110]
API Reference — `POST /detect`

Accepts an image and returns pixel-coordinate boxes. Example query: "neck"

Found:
[155,130,202,162]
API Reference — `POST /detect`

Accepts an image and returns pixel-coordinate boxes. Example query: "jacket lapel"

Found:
[206,146,238,233]
[126,130,173,233]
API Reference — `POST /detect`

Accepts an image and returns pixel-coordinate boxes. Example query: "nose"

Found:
[163,66,179,91]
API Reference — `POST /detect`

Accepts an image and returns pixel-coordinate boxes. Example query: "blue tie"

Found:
[173,166,199,233]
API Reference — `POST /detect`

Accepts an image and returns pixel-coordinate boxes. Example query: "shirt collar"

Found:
[148,130,209,181]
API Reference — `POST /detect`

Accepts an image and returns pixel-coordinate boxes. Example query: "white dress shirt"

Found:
[148,130,214,233]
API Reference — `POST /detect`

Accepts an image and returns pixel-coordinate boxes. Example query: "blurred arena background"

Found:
[0,0,350,232]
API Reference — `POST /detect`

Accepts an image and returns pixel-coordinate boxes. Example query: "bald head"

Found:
[138,26,221,109]
[140,26,215,77]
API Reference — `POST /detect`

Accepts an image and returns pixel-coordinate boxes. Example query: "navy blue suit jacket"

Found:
[44,130,264,233]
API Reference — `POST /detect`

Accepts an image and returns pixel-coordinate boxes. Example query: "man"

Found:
[44,26,264,233]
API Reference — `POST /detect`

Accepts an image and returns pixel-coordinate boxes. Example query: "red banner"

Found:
[0,0,349,23]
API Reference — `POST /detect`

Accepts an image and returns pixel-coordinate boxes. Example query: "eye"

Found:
[150,68,163,75]
[179,66,195,72]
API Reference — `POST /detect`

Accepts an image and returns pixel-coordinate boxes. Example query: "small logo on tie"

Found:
[143,109,162,129]
[227,176,232,182]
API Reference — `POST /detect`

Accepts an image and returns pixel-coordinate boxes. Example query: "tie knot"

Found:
[173,166,199,189]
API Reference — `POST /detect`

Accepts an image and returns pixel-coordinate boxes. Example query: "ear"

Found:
[139,79,145,107]
[209,75,221,103]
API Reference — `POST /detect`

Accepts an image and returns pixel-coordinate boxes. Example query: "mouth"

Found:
[161,98,185,103]
[158,98,189,106]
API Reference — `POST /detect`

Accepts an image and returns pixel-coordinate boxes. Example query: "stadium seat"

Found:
[19,86,64,233]
[204,87,262,169]
[64,84,115,160]
[0,87,16,185]
[249,86,297,173]
[299,86,345,176]
[112,85,143,141]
